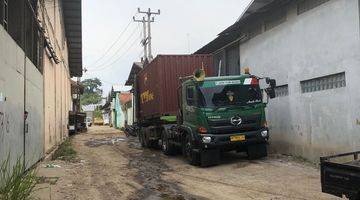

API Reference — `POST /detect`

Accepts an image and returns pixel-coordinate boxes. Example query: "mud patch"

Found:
[126,137,204,200]
[85,137,126,147]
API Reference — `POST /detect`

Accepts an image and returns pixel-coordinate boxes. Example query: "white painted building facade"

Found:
[197,0,360,162]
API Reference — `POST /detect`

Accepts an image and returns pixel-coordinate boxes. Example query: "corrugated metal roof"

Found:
[195,0,290,54]
[120,93,132,105]
[63,0,83,77]
[125,62,143,86]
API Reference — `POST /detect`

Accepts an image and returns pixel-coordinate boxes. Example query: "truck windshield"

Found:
[198,84,262,108]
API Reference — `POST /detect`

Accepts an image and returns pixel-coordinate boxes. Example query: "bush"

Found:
[52,138,77,161]
[0,156,37,200]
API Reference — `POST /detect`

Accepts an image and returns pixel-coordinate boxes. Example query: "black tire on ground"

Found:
[247,144,268,160]
[183,134,200,166]
[138,129,145,147]
[143,130,150,148]
[161,130,176,155]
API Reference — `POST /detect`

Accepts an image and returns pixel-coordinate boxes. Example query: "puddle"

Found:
[85,137,126,147]
[126,137,202,200]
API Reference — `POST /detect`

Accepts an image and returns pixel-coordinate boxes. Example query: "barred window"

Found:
[264,10,287,31]
[1,0,9,30]
[298,0,330,15]
[275,85,289,97]
[5,0,44,72]
[301,72,346,93]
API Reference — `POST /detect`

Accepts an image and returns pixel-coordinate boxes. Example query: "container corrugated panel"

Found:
[137,54,214,120]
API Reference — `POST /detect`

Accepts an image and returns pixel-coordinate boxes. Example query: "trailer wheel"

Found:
[183,134,200,166]
[138,129,146,147]
[161,130,176,155]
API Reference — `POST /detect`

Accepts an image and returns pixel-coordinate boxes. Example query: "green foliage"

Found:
[80,78,103,106]
[81,78,102,94]
[80,93,103,106]
[52,139,77,162]
[0,156,37,200]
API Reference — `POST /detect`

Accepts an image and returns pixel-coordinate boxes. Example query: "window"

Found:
[3,0,7,30]
[0,0,3,27]
[6,0,44,72]
[186,86,195,106]
[298,0,330,15]
[301,72,346,93]
[275,85,289,97]
[1,0,8,30]
[264,10,287,31]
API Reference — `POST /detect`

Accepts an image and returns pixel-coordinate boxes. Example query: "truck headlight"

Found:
[202,136,211,144]
[261,130,268,138]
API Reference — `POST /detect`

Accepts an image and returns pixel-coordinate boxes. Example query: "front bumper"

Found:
[196,129,269,150]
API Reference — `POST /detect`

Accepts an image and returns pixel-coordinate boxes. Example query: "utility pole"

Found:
[133,16,148,62]
[136,8,160,61]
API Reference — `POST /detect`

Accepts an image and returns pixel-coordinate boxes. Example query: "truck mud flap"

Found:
[200,149,220,167]
[247,144,267,160]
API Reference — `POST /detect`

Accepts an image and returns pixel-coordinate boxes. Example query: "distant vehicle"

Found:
[86,117,92,127]
[69,112,87,134]
[103,117,110,125]
[320,151,360,200]
[93,118,104,126]
[135,55,276,166]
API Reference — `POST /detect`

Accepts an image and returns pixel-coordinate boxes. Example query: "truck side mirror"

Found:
[266,78,276,88]
[266,88,276,99]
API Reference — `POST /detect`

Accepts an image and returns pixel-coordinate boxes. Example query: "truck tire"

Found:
[161,130,176,155]
[138,129,146,147]
[183,134,200,166]
[247,144,268,160]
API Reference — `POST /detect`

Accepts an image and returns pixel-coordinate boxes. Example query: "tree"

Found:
[80,78,103,106]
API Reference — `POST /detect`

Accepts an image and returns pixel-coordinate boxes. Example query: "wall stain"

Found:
[356,119,360,126]
[0,112,4,143]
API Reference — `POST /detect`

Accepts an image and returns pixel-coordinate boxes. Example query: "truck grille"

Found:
[207,114,261,134]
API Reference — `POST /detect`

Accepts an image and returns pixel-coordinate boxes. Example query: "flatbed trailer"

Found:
[320,151,360,200]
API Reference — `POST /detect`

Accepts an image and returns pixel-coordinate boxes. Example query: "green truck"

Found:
[135,55,276,166]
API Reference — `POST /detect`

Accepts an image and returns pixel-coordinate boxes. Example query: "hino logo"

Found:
[231,116,242,126]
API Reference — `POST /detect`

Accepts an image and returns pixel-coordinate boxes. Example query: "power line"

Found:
[88,24,141,69]
[87,25,141,71]
[87,16,137,69]
[86,31,142,72]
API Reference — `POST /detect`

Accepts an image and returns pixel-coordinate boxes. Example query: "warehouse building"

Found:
[196,0,360,161]
[0,0,82,168]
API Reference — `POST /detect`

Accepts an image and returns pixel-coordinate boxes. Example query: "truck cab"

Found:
[160,72,276,166]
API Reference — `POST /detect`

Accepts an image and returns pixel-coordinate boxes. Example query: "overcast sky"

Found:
[82,0,252,95]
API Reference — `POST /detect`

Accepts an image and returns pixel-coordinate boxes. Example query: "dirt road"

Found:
[34,126,339,200]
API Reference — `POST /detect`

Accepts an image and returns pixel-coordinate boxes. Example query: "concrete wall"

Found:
[114,94,124,128]
[0,25,26,167]
[0,25,44,168]
[25,58,44,167]
[41,0,72,153]
[239,0,360,161]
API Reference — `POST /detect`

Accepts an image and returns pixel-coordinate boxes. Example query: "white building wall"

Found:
[240,0,360,161]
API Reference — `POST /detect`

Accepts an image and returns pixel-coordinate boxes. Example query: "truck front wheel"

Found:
[183,134,200,166]
[247,144,268,160]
